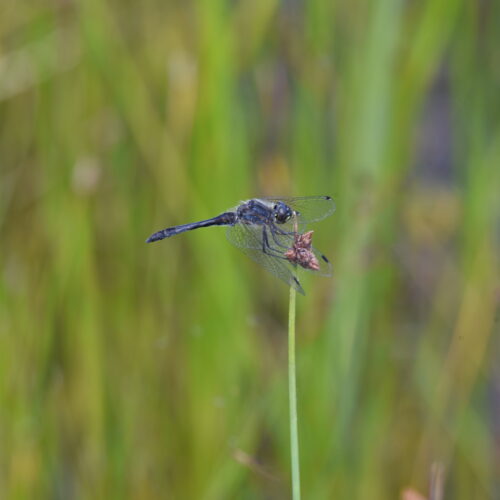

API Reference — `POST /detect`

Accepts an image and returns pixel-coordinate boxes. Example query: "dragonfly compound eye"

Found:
[274,202,292,223]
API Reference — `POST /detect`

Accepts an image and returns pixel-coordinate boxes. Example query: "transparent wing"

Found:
[260,196,336,224]
[310,246,333,277]
[226,223,305,294]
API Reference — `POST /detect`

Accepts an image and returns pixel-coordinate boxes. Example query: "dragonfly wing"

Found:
[226,222,263,250]
[260,196,336,224]
[226,224,305,294]
[308,245,333,277]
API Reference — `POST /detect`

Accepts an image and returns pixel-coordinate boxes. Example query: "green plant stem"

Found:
[288,285,301,500]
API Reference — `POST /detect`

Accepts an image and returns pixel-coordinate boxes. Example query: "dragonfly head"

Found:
[273,202,294,224]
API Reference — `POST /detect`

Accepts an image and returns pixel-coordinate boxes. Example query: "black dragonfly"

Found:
[146,196,335,294]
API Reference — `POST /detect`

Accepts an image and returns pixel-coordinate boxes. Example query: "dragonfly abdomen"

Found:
[146,212,237,243]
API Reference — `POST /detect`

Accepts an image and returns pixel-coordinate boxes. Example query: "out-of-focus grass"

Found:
[1,1,499,498]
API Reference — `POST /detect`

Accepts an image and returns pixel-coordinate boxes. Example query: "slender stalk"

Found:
[288,285,301,500]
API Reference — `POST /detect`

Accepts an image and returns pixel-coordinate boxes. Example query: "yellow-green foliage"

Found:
[1,1,499,498]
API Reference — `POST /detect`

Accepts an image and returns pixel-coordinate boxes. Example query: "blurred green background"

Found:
[1,0,499,498]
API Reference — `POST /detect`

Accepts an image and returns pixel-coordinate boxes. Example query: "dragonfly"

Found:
[146,196,335,294]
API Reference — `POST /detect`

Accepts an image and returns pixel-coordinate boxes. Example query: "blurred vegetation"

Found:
[1,0,500,498]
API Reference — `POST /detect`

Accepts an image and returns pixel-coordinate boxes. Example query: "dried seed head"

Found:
[284,231,320,271]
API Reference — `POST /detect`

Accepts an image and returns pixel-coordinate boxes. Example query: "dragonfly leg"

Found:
[261,226,289,260]
[272,225,297,237]
[268,225,294,250]
[262,226,302,289]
